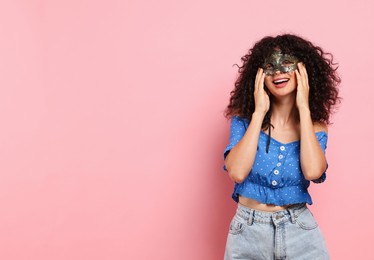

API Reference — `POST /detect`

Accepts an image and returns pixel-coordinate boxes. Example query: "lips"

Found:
[272,78,289,84]
[272,78,289,88]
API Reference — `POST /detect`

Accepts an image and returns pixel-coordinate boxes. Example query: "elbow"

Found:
[304,166,327,181]
[227,167,247,183]
[229,172,246,183]
[225,156,250,183]
[304,173,322,181]
[302,160,328,181]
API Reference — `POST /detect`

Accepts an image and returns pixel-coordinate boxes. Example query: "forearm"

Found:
[299,107,327,180]
[225,111,265,183]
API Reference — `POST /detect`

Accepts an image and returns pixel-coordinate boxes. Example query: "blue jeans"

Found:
[224,202,329,260]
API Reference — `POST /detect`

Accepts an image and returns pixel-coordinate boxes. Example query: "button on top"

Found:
[272,180,278,186]
[278,154,284,159]
[280,146,285,151]
[276,162,282,167]
[274,169,279,175]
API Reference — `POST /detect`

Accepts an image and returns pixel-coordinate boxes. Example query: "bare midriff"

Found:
[238,195,294,212]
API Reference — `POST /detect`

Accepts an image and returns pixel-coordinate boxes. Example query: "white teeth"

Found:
[273,79,289,84]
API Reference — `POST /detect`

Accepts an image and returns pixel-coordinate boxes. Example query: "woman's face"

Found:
[263,50,299,98]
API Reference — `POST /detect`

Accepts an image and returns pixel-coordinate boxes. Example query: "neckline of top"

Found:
[260,130,327,146]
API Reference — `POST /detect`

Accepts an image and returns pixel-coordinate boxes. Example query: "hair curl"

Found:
[224,33,342,129]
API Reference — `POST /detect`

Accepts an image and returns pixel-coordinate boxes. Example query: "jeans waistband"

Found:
[236,202,308,226]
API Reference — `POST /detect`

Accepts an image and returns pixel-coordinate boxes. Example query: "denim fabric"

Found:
[224,203,329,260]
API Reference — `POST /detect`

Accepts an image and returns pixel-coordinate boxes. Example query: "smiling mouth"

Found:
[272,78,289,85]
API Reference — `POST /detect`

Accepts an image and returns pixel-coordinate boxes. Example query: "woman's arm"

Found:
[225,111,265,183]
[296,63,328,181]
[299,108,328,181]
[225,68,269,183]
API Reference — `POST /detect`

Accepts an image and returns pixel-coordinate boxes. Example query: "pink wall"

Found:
[0,0,372,259]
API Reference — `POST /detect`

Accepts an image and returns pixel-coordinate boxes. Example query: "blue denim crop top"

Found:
[223,116,328,206]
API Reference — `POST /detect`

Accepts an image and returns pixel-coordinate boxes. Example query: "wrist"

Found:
[253,110,267,119]
[298,107,312,123]
[298,106,310,114]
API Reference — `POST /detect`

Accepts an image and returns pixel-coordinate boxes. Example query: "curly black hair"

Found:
[224,33,341,130]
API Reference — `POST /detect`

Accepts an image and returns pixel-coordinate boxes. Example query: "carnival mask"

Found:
[262,51,299,76]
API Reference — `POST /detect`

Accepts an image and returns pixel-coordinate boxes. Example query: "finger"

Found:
[300,63,309,88]
[254,68,260,92]
[259,70,265,90]
[295,68,301,87]
[301,63,309,86]
[255,68,264,92]
[297,63,307,87]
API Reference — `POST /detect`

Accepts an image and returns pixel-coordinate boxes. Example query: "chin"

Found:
[268,88,297,98]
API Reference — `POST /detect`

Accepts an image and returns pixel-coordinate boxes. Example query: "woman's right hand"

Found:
[253,68,270,115]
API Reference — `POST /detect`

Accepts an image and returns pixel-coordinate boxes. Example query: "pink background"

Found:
[0,0,372,259]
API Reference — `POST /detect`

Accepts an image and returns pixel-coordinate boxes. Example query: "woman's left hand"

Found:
[295,62,310,110]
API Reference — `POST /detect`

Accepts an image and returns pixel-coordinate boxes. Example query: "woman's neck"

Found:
[270,95,299,128]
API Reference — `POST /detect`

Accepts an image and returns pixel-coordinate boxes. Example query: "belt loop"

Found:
[247,209,254,226]
[287,207,296,224]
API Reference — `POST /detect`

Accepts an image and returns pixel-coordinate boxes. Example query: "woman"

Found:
[223,34,341,259]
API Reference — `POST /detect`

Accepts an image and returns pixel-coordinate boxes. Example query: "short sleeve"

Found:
[312,131,328,183]
[223,116,248,172]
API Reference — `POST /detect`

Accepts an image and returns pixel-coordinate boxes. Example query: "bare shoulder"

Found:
[313,121,328,134]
